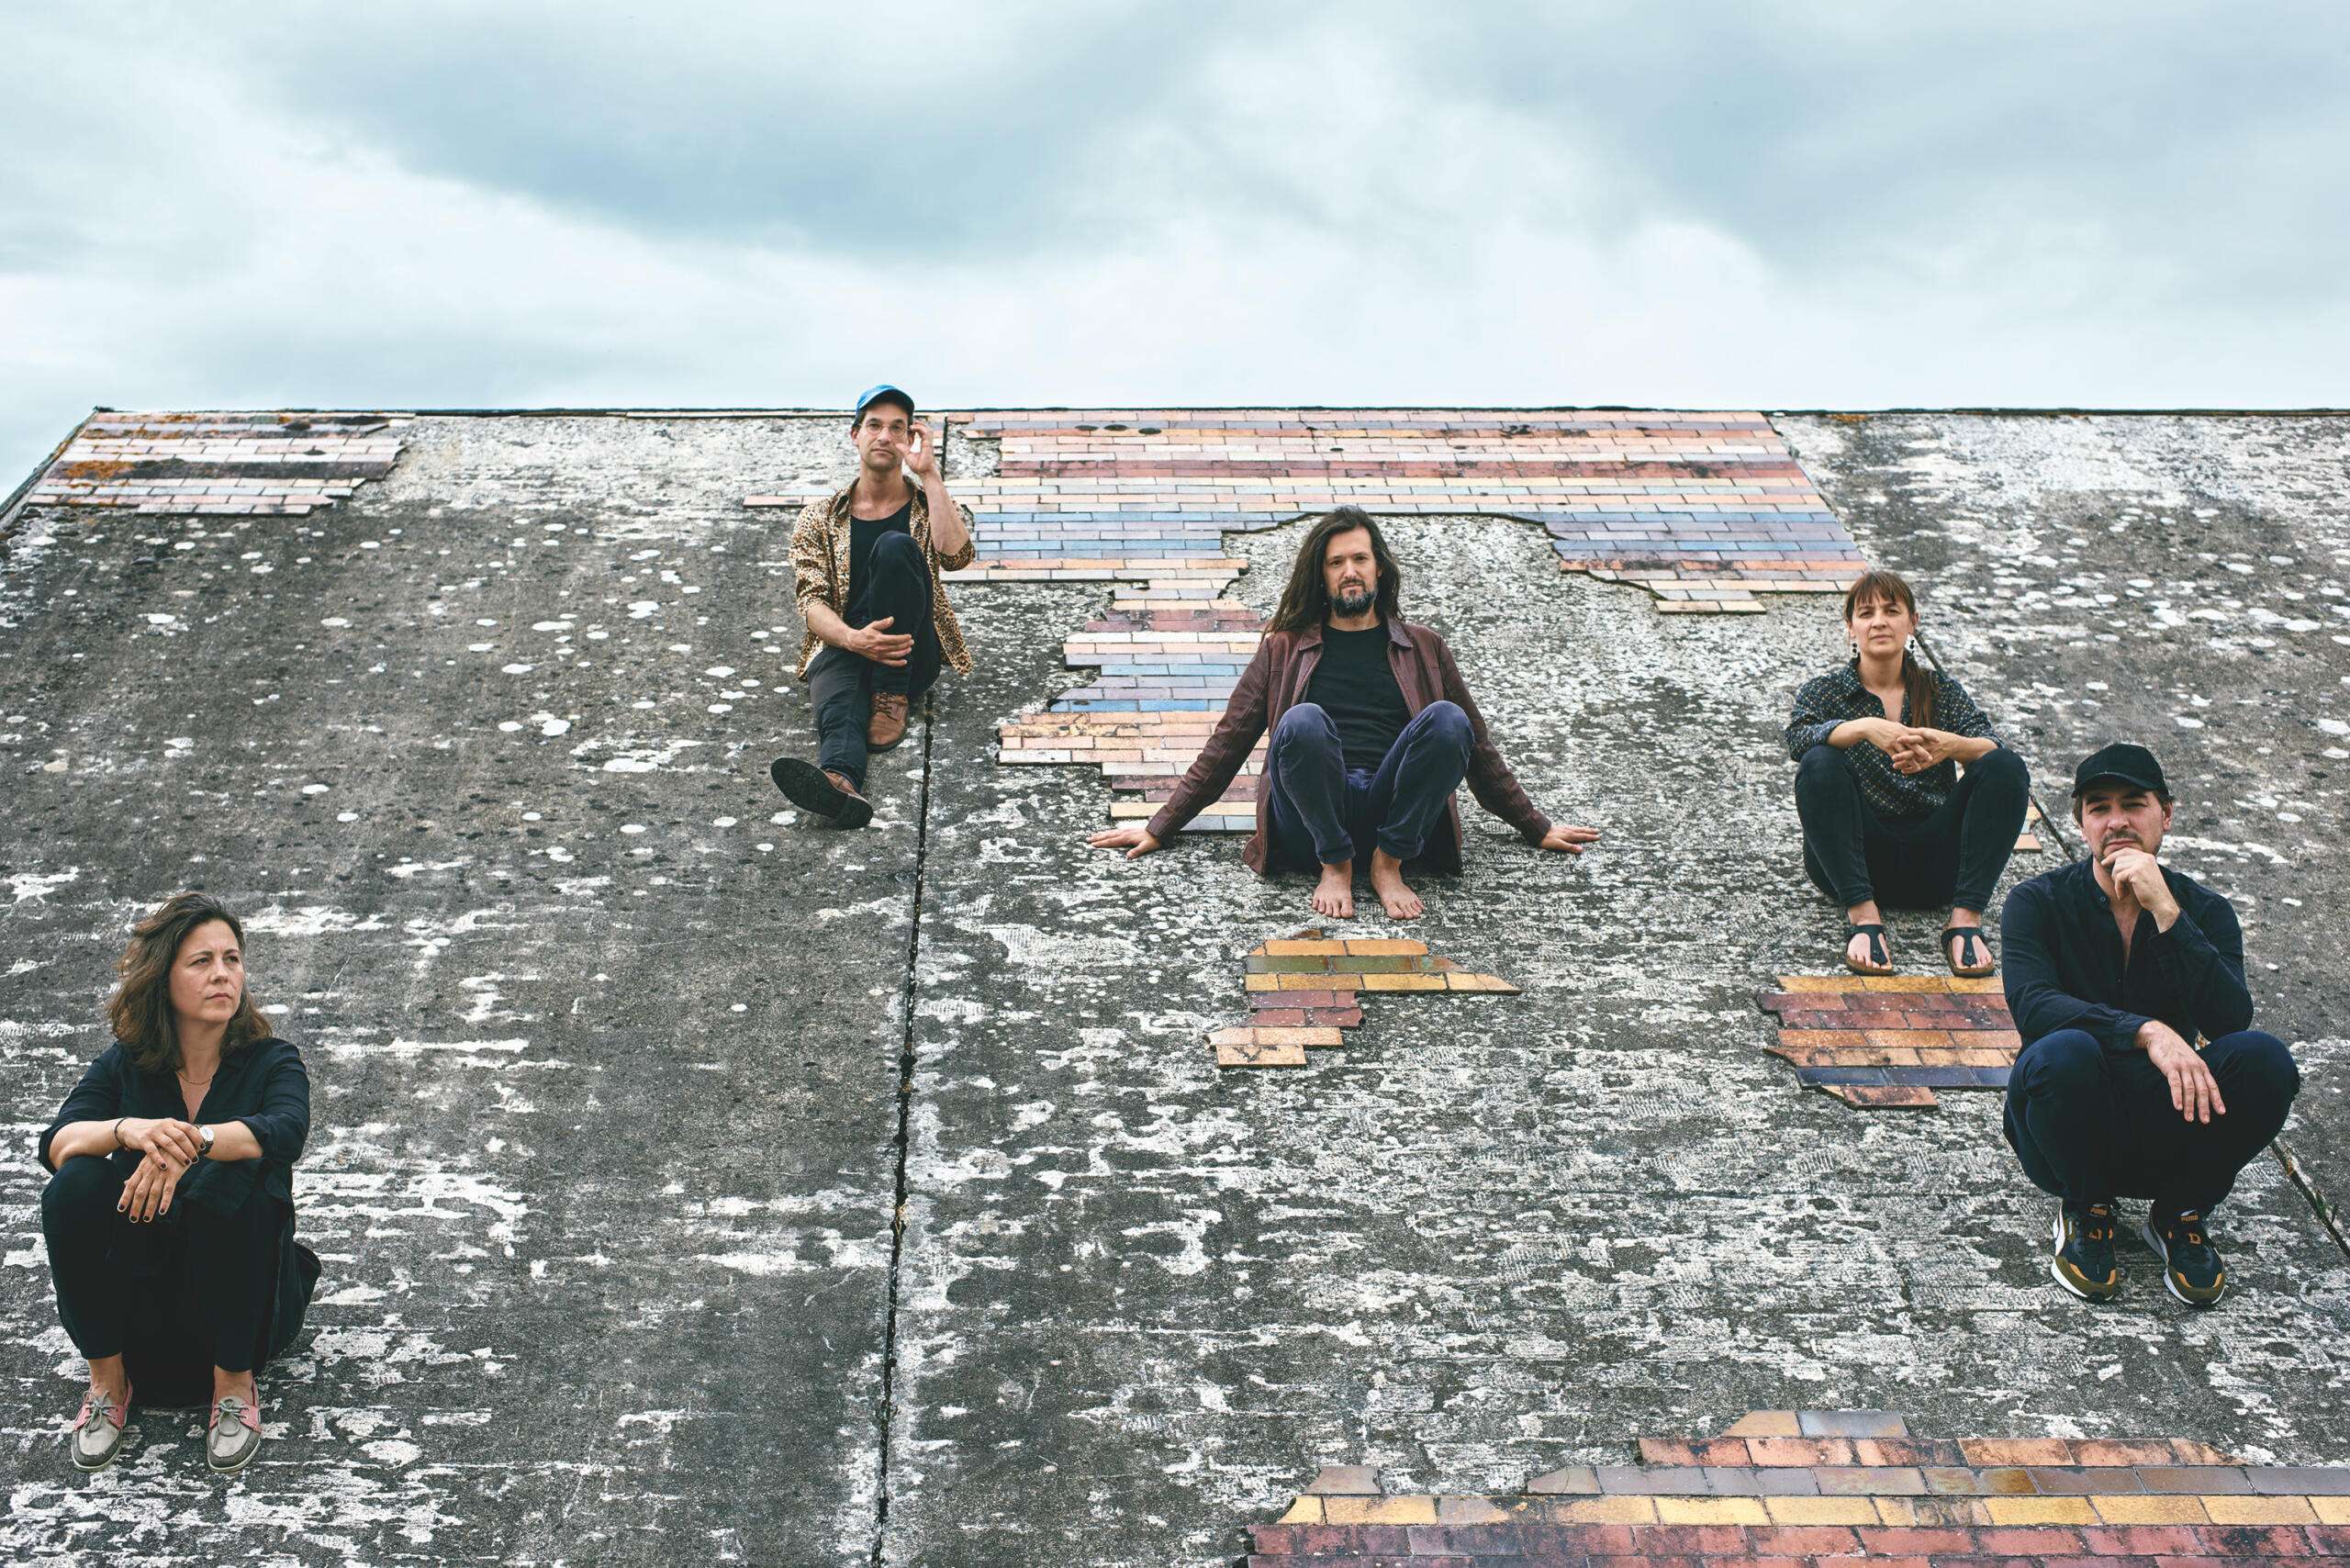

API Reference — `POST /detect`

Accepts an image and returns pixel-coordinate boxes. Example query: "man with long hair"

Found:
[1088,507,1598,918]
[771,384,976,828]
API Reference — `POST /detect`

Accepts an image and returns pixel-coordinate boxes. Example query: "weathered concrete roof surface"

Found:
[0,409,2343,1564]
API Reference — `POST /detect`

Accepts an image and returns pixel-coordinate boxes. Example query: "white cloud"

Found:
[4,5,2346,484]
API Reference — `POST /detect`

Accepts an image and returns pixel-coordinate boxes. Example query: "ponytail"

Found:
[1899,649,1937,730]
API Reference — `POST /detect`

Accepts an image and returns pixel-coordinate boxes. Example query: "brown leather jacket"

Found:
[1144,618,1550,874]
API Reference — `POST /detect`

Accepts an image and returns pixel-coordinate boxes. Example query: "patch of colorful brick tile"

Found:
[25,410,410,515]
[1212,929,1518,1067]
[1252,1408,2350,1563]
[748,409,1867,830]
[1759,975,2018,1109]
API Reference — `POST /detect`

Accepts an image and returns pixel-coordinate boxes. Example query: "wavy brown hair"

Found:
[1843,567,1936,730]
[1269,507,1404,633]
[106,892,273,1074]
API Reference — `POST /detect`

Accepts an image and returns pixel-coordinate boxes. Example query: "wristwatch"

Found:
[197,1126,216,1159]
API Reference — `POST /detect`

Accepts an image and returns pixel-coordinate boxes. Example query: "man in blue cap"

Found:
[1999,742,2300,1307]
[771,386,975,827]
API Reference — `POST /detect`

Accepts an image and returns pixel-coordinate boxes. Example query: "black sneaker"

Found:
[770,757,873,829]
[2050,1201,2121,1301]
[2143,1208,2227,1307]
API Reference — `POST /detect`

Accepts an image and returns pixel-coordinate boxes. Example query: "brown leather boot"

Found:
[867,692,910,751]
[822,770,875,829]
[769,756,874,828]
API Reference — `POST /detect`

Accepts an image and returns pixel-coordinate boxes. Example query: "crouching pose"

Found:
[39,893,319,1473]
[2002,745,2300,1307]
[1088,507,1599,918]
[1787,568,2030,975]
[772,384,976,828]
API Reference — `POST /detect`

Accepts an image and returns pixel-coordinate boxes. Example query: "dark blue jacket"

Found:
[1999,859,2254,1053]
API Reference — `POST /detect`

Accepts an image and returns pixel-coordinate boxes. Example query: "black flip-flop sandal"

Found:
[1842,923,1893,975]
[1942,925,1995,978]
[770,756,873,829]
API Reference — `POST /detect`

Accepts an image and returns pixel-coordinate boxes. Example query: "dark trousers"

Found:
[42,1156,284,1377]
[807,532,941,790]
[1266,700,1472,868]
[2003,1029,2300,1214]
[1796,744,2030,911]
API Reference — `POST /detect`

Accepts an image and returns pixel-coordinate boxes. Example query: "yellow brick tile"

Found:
[1321,1496,1438,1525]
[2091,1495,2210,1524]
[2313,1496,2350,1524]
[1775,975,1865,992]
[1870,1499,1919,1526]
[1360,972,1445,991]
[1861,975,1949,991]
[1264,939,1348,956]
[2201,1495,2319,1525]
[1278,1495,1322,1523]
[1553,1496,1658,1523]
[1984,1496,2098,1526]
[1762,1497,1880,1525]
[1341,939,1426,956]
[1655,1497,1769,1525]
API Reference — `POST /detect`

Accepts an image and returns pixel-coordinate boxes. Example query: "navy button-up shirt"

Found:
[1999,858,2254,1054]
[39,1036,311,1218]
[1785,663,1999,821]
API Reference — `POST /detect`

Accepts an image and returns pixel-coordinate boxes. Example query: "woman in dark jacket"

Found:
[39,892,319,1475]
[1786,569,2031,976]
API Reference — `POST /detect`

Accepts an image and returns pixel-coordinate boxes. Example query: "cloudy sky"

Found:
[5,3,2346,482]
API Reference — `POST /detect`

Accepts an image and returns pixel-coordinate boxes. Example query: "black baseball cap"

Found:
[853,384,913,420]
[2072,742,2167,798]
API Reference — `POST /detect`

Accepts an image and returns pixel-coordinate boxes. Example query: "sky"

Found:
[5,2,2348,485]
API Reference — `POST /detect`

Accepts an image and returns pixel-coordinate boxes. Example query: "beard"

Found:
[1332,585,1375,618]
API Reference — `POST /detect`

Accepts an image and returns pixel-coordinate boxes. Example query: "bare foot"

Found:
[1369,850,1423,920]
[1844,900,1891,972]
[1312,861,1355,918]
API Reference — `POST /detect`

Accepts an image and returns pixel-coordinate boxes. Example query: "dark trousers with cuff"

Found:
[1265,700,1472,868]
[42,1155,284,1379]
[807,532,941,791]
[2003,1029,2300,1214]
[1796,744,2030,911]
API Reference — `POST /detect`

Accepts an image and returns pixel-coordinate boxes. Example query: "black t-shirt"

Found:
[1306,622,1409,770]
[846,502,912,617]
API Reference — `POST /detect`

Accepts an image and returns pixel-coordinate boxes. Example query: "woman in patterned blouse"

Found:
[1785,569,2031,976]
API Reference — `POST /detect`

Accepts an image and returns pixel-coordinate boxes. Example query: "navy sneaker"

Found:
[2143,1208,2227,1307]
[2050,1201,2121,1301]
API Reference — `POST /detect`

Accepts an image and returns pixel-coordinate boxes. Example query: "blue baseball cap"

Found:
[853,384,914,420]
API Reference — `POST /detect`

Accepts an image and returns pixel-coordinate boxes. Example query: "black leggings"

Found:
[42,1155,283,1377]
[1796,744,2030,912]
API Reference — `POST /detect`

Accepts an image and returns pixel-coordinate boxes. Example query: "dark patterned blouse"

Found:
[1785,663,2000,820]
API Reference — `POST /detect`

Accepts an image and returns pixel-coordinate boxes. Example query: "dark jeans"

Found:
[1266,700,1472,868]
[1796,744,2029,911]
[43,1155,285,1378]
[2003,1029,2300,1214]
[807,532,941,790]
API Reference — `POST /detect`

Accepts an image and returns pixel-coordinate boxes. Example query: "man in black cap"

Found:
[1999,742,2300,1307]
[772,385,975,828]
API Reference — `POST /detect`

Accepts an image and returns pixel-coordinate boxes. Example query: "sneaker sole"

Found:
[2140,1218,2226,1308]
[207,1440,259,1474]
[71,1439,126,1473]
[2049,1211,2121,1302]
[769,758,873,829]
